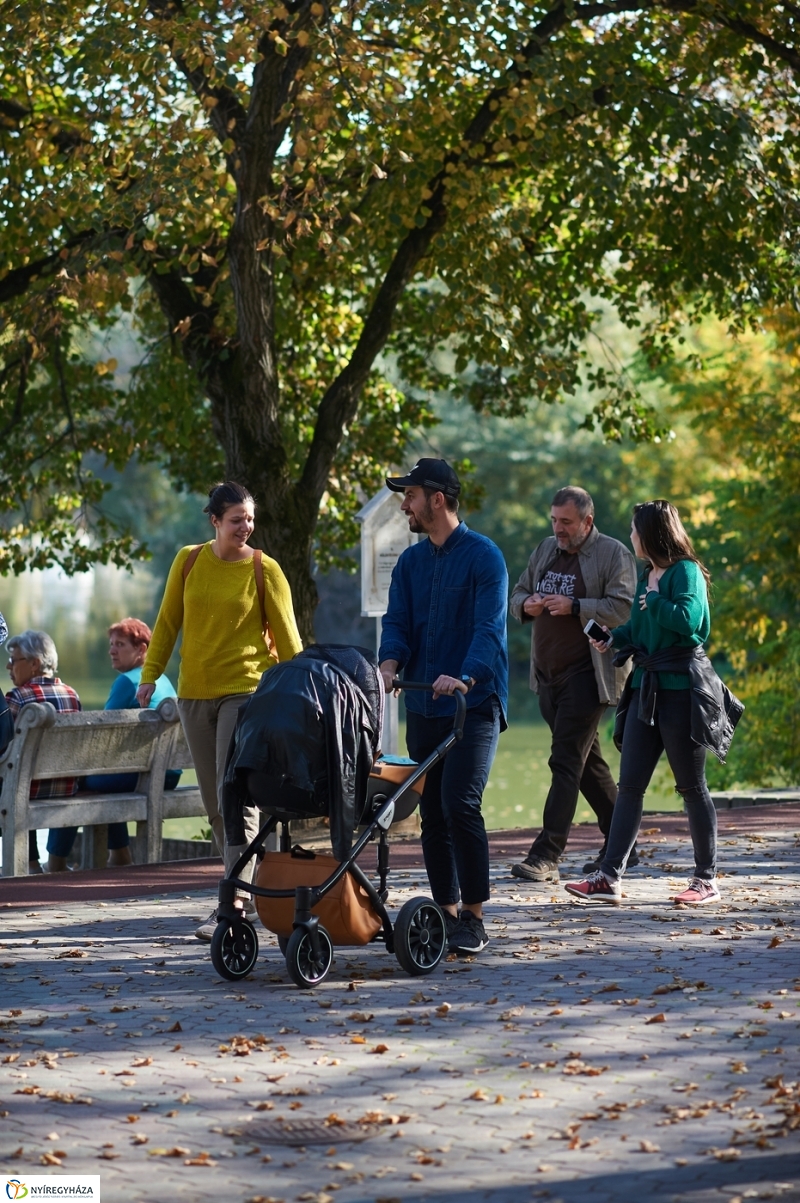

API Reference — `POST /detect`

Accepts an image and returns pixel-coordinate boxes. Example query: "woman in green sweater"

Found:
[138,482,303,940]
[565,500,719,907]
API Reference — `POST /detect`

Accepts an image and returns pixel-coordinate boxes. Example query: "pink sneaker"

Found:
[673,877,720,906]
[564,869,621,905]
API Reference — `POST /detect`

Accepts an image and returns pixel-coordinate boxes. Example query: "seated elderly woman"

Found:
[46,617,180,873]
[4,630,82,874]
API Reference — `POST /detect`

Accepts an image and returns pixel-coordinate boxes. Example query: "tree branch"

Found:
[239,3,316,204]
[0,227,127,305]
[299,0,764,508]
[712,8,800,76]
[298,0,589,504]
[147,0,249,170]
[142,260,224,383]
[0,350,30,441]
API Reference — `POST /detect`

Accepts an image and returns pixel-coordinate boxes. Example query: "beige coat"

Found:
[509,525,637,705]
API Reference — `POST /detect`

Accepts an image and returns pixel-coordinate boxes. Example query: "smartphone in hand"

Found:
[584,619,610,644]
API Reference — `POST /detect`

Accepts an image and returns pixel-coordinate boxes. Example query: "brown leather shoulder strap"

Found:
[252,549,267,635]
[182,544,204,582]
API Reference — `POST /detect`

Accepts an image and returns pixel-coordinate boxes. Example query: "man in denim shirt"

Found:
[379,459,508,956]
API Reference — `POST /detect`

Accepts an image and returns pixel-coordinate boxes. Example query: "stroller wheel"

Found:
[210,918,259,981]
[277,934,290,955]
[394,897,447,976]
[285,924,333,989]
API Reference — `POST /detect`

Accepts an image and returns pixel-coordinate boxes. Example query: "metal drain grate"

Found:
[234,1118,377,1146]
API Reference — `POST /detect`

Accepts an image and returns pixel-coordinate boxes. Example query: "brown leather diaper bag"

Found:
[254,849,382,946]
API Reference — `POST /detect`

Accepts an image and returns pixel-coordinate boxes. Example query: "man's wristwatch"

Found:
[459,675,474,692]
[571,598,580,616]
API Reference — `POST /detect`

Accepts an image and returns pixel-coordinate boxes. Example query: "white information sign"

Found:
[356,486,418,756]
[356,486,418,617]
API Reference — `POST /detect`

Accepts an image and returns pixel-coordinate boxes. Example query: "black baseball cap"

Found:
[386,458,461,498]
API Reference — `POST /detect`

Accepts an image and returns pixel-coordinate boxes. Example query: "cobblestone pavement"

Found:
[1,822,799,1203]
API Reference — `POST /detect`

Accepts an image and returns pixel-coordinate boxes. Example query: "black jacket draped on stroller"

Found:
[222,645,384,861]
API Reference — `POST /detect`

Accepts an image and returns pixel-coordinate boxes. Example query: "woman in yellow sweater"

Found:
[137,482,303,940]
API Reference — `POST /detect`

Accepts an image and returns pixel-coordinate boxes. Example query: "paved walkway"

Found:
[1,819,799,1203]
[4,806,799,908]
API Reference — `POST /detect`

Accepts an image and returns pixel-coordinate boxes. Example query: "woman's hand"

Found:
[588,626,612,653]
[136,682,156,708]
[639,583,659,611]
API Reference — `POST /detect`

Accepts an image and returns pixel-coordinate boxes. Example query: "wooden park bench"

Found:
[0,698,206,877]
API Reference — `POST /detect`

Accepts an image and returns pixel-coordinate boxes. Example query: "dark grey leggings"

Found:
[601,688,717,881]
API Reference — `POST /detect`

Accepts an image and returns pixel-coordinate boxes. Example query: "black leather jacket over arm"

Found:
[612,643,744,764]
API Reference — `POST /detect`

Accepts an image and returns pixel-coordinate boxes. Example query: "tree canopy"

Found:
[2,0,800,635]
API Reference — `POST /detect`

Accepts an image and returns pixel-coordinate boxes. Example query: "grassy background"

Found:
[161,716,681,842]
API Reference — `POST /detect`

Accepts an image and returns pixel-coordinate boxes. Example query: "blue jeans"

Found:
[46,770,182,857]
[601,688,717,881]
[405,697,500,907]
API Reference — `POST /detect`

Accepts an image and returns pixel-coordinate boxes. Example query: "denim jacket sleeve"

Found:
[461,542,509,685]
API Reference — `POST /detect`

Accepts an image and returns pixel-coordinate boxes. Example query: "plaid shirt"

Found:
[6,677,82,799]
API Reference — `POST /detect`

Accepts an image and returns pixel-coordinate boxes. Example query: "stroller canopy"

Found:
[223,645,383,860]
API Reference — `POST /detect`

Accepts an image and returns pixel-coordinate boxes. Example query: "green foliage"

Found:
[1,0,799,608]
[646,311,800,785]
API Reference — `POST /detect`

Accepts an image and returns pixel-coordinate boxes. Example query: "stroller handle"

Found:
[391,679,467,740]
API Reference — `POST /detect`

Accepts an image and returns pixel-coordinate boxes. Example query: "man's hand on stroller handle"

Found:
[379,663,472,700]
[379,660,400,695]
[431,674,470,699]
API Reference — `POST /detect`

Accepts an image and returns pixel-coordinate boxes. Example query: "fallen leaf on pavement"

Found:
[646,1013,666,1024]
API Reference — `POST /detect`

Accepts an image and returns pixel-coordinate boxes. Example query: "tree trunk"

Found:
[251,506,318,647]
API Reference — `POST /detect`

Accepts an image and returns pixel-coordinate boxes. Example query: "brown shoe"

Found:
[510,855,559,883]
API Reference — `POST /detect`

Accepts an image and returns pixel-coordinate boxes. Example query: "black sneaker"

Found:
[448,909,489,955]
[582,843,640,874]
[511,854,559,883]
[444,910,459,942]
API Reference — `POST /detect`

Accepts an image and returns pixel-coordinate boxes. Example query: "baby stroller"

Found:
[208,645,466,989]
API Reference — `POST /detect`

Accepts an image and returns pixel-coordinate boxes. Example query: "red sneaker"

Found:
[673,878,720,906]
[564,869,622,905]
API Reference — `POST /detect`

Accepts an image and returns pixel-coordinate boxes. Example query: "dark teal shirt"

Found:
[611,559,710,689]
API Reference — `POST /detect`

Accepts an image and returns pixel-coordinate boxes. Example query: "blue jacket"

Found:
[105,667,176,711]
[379,522,509,725]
